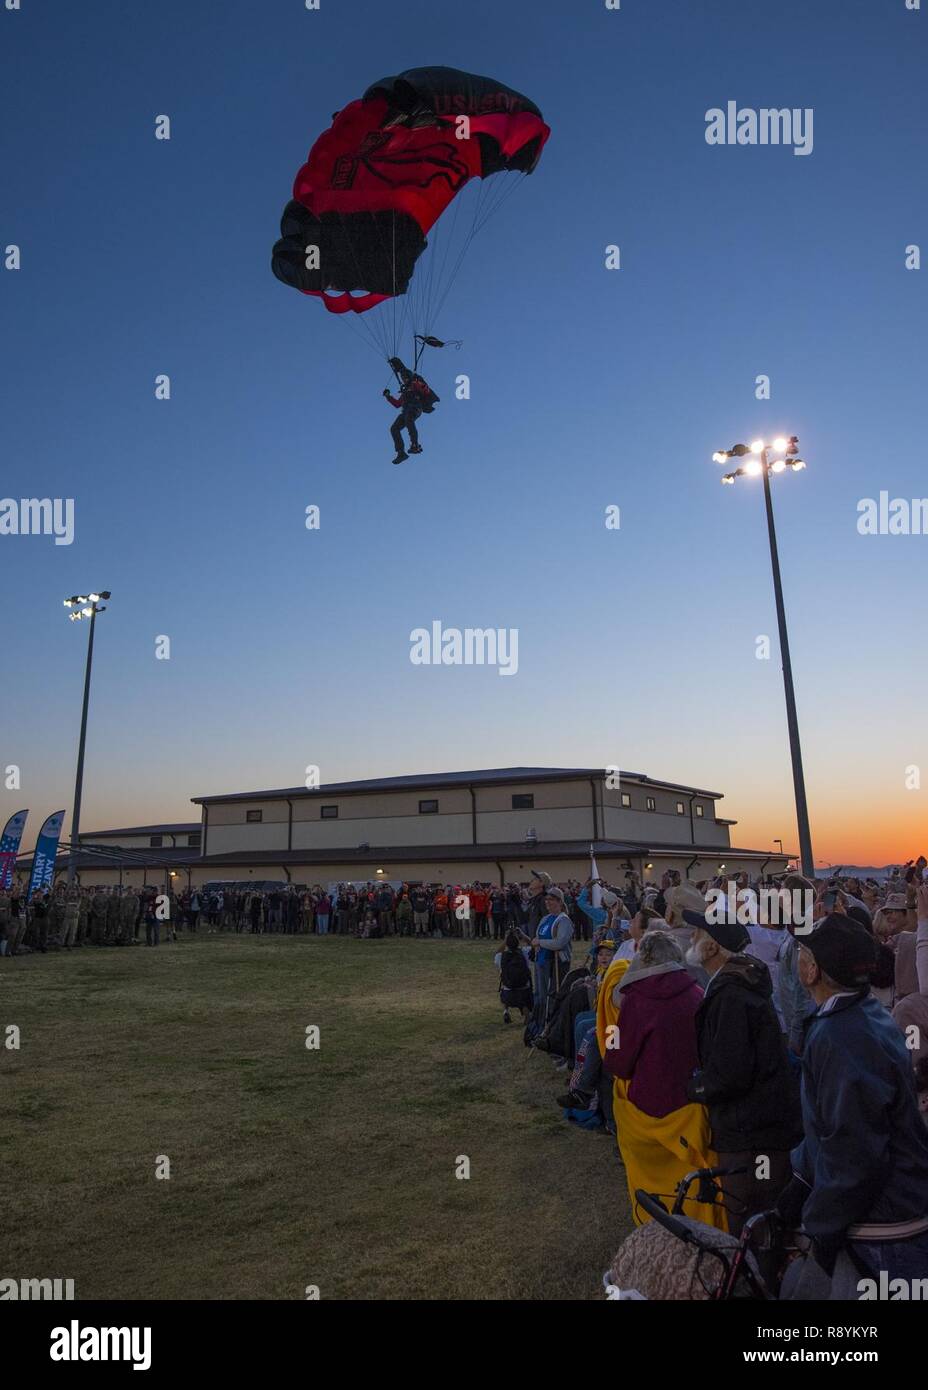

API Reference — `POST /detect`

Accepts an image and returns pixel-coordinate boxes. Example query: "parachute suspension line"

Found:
[421,172,468,339]
[331,168,528,374]
[338,307,386,360]
[330,206,392,358]
[472,170,520,234]
[472,172,520,235]
[392,205,416,363]
[365,207,402,361]
[428,179,491,330]
[390,209,398,361]
[430,172,523,329]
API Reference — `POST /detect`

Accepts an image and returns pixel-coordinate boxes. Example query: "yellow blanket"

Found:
[613,1080,728,1231]
[595,956,630,1056]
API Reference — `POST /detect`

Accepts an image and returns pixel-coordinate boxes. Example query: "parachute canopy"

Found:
[271,66,549,318]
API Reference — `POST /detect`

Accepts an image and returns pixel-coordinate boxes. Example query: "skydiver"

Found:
[383,357,434,465]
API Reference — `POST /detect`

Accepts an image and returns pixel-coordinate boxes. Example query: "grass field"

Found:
[1,934,631,1300]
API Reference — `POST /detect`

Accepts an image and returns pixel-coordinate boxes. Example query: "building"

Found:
[25,767,792,888]
[17,823,202,890]
[192,765,790,884]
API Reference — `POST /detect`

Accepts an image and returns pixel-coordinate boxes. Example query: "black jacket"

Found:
[499,950,531,991]
[687,954,801,1153]
[525,891,548,936]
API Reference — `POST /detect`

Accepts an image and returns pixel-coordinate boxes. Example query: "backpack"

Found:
[500,950,531,991]
[408,375,439,412]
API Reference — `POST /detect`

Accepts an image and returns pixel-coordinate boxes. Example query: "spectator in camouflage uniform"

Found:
[62,885,81,948]
[90,887,108,945]
[0,887,10,956]
[105,888,121,944]
[120,887,139,945]
[47,886,67,947]
[76,887,89,945]
[10,889,28,954]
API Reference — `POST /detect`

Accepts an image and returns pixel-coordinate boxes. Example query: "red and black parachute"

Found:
[271,66,549,322]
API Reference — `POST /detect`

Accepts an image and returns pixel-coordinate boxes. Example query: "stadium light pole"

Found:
[62,592,111,884]
[712,438,814,878]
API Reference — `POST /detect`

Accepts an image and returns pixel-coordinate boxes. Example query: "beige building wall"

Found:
[81,833,189,850]
[205,821,289,854]
[292,813,474,851]
[477,807,595,842]
[202,777,728,859]
[601,805,730,848]
[44,845,786,892]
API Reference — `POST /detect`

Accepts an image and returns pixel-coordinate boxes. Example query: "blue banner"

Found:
[0,809,28,889]
[26,810,66,897]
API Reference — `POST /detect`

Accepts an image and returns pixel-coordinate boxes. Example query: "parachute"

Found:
[272,66,549,359]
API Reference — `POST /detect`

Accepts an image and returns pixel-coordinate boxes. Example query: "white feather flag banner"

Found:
[590,845,602,909]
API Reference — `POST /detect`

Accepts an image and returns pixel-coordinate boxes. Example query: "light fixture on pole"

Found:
[62,591,111,884]
[712,437,814,877]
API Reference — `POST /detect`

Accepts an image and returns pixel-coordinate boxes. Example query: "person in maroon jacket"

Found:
[604,929,704,1118]
[602,929,728,1228]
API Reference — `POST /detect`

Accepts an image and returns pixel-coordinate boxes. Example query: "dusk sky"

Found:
[3,0,926,866]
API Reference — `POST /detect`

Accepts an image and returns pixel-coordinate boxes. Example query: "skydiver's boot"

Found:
[409,444,423,454]
[392,451,409,465]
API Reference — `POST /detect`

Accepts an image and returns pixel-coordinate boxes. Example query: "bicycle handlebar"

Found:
[634,1189,705,1245]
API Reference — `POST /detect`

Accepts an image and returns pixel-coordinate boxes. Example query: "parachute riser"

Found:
[412,333,462,371]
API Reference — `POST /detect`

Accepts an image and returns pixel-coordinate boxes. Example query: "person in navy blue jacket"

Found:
[780,914,928,1283]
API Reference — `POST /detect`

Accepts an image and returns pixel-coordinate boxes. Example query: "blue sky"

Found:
[2,0,926,863]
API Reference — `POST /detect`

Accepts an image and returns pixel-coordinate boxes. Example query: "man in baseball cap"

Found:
[681,907,750,955]
[683,907,800,1234]
[523,870,552,942]
[796,914,878,990]
[777,914,928,1287]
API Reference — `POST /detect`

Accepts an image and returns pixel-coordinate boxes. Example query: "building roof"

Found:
[18,845,201,871]
[79,823,200,839]
[192,767,724,806]
[193,839,787,869]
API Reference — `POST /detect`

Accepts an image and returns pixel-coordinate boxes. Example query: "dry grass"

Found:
[0,934,631,1300]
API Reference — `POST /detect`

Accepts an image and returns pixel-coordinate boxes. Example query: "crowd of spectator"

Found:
[0,875,607,953]
[493,860,928,1298]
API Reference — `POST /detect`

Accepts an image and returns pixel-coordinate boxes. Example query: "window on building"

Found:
[149,835,163,847]
[676,802,685,816]
[646,797,656,812]
[419,799,439,814]
[187,833,201,848]
[246,810,263,823]
[512,794,534,809]
[695,804,704,818]
[320,805,338,819]
[620,792,631,808]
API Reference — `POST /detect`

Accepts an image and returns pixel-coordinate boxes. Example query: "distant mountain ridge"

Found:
[817,864,912,881]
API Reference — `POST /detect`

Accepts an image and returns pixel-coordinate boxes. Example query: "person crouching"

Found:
[496,932,533,1025]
